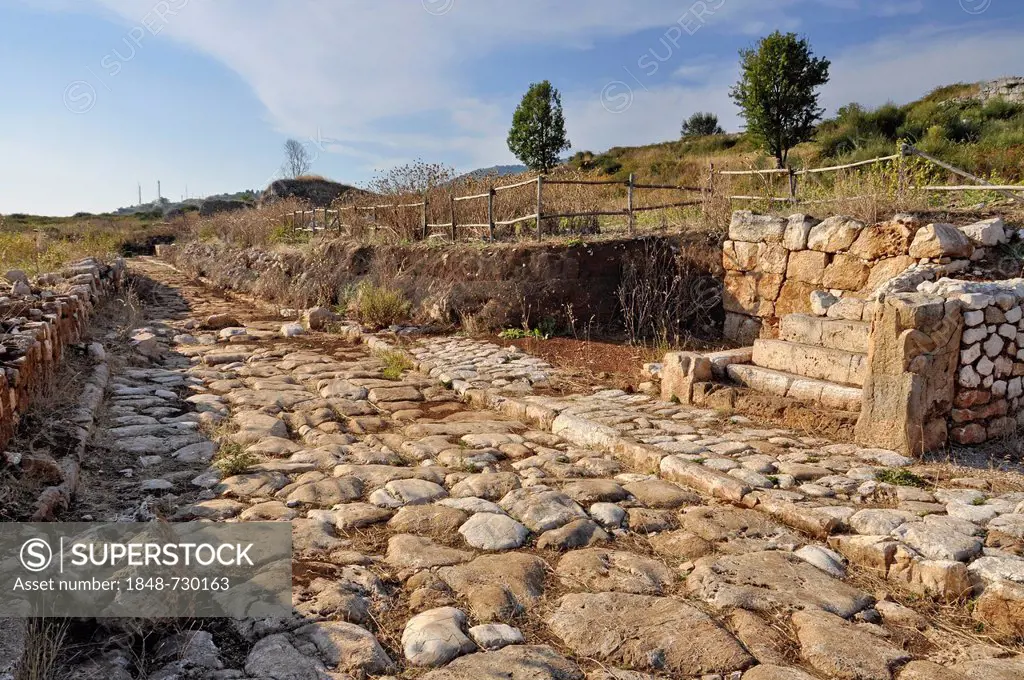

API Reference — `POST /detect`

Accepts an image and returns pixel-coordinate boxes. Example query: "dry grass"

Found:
[15,618,70,680]
[0,214,172,274]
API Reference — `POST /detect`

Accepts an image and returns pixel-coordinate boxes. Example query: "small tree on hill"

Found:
[730,31,830,167]
[283,139,312,178]
[507,80,571,173]
[681,112,724,138]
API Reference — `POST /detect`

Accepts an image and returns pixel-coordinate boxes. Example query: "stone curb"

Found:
[30,356,110,520]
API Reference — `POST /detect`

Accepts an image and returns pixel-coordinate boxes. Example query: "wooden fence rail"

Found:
[284,144,1022,242]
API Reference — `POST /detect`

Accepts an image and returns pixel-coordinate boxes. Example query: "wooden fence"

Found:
[288,174,707,242]
[285,143,1023,241]
[720,143,1024,207]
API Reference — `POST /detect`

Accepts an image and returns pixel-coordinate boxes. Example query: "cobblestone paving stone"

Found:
[59,259,1024,679]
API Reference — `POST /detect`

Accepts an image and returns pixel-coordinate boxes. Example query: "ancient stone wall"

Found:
[978,77,1024,106]
[0,259,124,453]
[723,211,926,343]
[914,279,1024,445]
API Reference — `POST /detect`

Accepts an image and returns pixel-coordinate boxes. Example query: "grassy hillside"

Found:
[570,81,1024,187]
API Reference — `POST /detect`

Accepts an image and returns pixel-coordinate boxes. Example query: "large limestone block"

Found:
[546,592,754,676]
[786,250,829,285]
[807,215,865,253]
[856,293,963,456]
[792,609,910,680]
[960,217,1007,246]
[775,280,818,317]
[780,314,870,354]
[724,272,759,315]
[729,210,787,243]
[863,255,915,294]
[908,223,973,258]
[752,339,867,386]
[784,214,819,250]
[723,241,759,271]
[757,243,789,275]
[822,254,870,291]
[686,551,873,618]
[661,352,713,404]
[848,220,916,260]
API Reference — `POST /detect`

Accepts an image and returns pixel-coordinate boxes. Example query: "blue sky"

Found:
[1,0,1021,215]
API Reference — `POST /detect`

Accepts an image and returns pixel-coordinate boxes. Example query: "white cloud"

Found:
[41,0,842,173]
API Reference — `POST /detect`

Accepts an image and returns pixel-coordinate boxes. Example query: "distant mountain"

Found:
[457,164,528,181]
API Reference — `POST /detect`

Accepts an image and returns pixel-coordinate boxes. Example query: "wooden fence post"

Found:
[788,167,797,202]
[487,187,495,241]
[535,176,544,242]
[450,195,457,242]
[627,173,635,235]
[421,197,428,240]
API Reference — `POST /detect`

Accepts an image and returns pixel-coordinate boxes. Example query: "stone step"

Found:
[780,314,870,354]
[726,364,863,412]
[752,339,868,387]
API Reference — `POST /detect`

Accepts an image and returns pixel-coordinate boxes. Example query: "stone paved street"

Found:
[55,257,1024,679]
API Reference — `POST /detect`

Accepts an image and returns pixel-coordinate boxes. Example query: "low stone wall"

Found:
[0,259,125,453]
[722,210,1005,344]
[914,279,1024,445]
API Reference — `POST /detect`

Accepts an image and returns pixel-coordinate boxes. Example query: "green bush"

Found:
[355,283,411,328]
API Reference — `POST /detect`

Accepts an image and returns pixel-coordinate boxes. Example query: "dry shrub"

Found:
[15,618,69,680]
[354,283,410,328]
[617,238,722,346]
[191,197,307,248]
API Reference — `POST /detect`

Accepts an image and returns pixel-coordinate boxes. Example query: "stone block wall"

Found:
[915,279,1024,445]
[723,211,924,343]
[0,259,124,453]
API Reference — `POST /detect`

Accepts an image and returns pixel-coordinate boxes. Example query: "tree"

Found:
[507,80,571,173]
[283,139,312,178]
[730,32,830,167]
[681,112,725,138]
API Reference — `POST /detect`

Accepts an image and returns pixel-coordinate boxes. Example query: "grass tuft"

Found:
[213,441,259,477]
[876,468,927,488]
[377,349,413,380]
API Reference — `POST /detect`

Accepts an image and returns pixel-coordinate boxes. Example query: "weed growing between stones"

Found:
[213,441,259,477]
[876,468,927,488]
[378,350,413,380]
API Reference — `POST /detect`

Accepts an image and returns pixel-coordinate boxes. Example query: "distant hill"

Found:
[457,164,527,181]
[567,77,1024,186]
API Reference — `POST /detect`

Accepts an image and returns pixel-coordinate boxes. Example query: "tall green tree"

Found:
[681,112,725,138]
[507,81,571,173]
[730,32,830,167]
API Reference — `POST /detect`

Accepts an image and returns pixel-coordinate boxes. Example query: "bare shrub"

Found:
[617,238,722,346]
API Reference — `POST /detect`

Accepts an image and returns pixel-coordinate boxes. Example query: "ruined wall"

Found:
[723,211,924,343]
[722,211,1012,345]
[912,279,1024,445]
[0,259,124,452]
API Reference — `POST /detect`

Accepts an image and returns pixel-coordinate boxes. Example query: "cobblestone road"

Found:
[57,258,1024,680]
